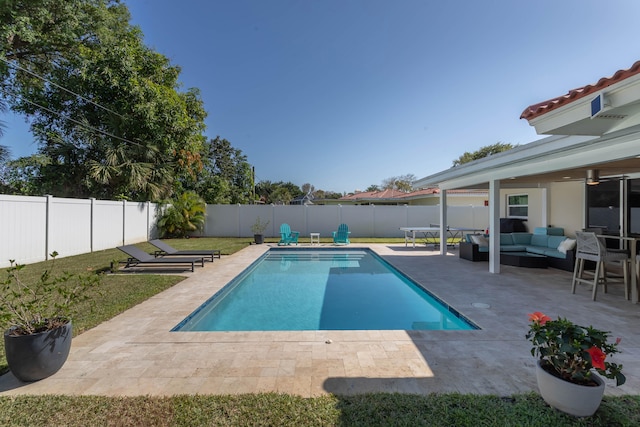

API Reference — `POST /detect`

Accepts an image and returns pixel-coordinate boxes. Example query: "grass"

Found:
[0,238,251,374]
[0,393,639,426]
[3,237,639,426]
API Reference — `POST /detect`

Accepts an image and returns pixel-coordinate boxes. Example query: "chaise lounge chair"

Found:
[278,223,299,246]
[332,223,351,245]
[117,245,204,272]
[148,239,221,262]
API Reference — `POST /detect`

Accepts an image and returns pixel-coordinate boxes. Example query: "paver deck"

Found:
[1,243,639,397]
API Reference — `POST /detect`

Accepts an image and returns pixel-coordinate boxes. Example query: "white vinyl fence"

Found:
[0,195,159,268]
[0,195,489,268]
[202,204,489,239]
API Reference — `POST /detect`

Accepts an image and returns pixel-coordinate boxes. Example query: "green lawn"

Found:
[0,238,251,374]
[0,393,639,426]
[2,237,639,426]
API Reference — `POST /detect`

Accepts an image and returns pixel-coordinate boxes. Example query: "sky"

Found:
[3,0,640,194]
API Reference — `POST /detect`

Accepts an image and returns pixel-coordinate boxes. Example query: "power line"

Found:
[0,57,128,121]
[0,86,149,150]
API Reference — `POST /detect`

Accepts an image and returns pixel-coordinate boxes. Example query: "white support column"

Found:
[489,180,501,273]
[439,190,447,255]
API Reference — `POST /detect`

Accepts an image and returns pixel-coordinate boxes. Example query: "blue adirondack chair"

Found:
[278,223,299,246]
[332,223,351,245]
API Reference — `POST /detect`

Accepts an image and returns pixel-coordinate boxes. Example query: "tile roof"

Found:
[340,189,408,201]
[339,188,484,201]
[520,60,640,121]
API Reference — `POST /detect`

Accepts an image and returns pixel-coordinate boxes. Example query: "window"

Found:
[627,179,640,235]
[507,194,528,218]
[587,180,619,234]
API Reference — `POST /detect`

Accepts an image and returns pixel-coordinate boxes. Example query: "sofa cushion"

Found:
[501,245,528,252]
[526,245,547,255]
[500,233,515,245]
[466,233,483,243]
[533,227,565,236]
[546,227,565,236]
[544,249,567,259]
[557,238,576,254]
[547,235,567,249]
[530,234,548,247]
[511,233,532,245]
[470,235,489,247]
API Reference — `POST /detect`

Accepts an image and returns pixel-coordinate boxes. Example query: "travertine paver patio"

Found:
[1,243,639,397]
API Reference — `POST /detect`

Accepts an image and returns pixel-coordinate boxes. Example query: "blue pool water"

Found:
[172,248,477,331]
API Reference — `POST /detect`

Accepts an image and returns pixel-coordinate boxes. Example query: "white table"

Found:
[310,232,320,245]
[400,226,484,248]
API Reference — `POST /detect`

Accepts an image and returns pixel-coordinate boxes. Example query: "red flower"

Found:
[528,311,551,325]
[587,346,607,370]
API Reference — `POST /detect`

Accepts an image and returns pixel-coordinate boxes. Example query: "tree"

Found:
[178,137,252,204]
[156,191,206,238]
[270,187,292,205]
[365,184,380,192]
[255,181,302,204]
[1,1,207,201]
[381,174,415,192]
[452,142,517,166]
[0,154,50,195]
[0,145,9,163]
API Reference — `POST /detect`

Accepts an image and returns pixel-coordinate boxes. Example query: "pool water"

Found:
[172,248,477,331]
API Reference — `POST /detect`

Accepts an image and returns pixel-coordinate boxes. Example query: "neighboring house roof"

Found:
[340,189,409,201]
[340,188,486,202]
[520,60,640,121]
[290,193,313,205]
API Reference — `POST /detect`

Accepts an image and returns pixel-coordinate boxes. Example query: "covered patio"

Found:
[414,60,640,303]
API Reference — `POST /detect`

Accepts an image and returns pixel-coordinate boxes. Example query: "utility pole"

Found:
[252,166,256,204]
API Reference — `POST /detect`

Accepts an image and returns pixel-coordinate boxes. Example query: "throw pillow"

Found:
[470,234,489,247]
[558,238,576,254]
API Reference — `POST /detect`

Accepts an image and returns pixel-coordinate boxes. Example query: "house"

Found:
[413,59,640,301]
[334,188,488,206]
[290,193,314,205]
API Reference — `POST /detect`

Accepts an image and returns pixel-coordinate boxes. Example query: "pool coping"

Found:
[1,243,639,397]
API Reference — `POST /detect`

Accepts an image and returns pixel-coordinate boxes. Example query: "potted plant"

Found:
[526,311,625,417]
[0,252,100,382]
[251,217,269,244]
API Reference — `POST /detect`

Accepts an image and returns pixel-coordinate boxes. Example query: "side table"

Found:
[310,232,320,245]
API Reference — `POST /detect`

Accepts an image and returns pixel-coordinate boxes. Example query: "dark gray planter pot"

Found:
[254,234,264,244]
[4,321,73,382]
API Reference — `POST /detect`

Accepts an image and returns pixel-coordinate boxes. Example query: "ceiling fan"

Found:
[586,169,628,185]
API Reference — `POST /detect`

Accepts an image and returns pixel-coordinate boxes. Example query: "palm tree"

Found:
[157,191,207,238]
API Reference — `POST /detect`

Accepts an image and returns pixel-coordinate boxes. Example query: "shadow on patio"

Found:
[322,247,640,396]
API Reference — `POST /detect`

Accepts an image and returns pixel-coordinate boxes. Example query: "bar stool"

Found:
[572,232,631,300]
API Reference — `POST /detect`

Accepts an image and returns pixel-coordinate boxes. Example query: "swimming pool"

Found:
[172,248,478,331]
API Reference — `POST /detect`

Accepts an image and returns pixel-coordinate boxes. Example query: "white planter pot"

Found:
[535,360,605,417]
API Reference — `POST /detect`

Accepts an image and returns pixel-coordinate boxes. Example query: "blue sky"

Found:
[3,0,640,193]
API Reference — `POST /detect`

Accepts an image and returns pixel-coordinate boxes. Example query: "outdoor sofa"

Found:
[459,227,576,271]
